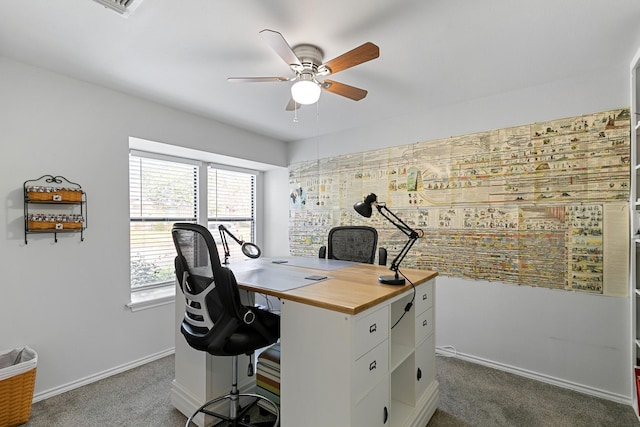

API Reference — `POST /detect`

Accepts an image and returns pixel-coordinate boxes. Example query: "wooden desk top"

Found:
[236,259,438,315]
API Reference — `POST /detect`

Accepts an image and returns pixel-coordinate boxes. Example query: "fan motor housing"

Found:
[292,44,324,72]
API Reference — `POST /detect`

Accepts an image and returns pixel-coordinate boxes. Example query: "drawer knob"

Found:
[369,323,377,333]
[369,360,377,371]
[423,319,428,327]
[422,293,428,300]
[383,406,389,424]
[417,367,422,381]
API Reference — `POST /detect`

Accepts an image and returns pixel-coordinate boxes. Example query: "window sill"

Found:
[126,285,176,312]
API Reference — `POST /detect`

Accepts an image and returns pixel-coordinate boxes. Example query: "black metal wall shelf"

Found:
[23,175,87,244]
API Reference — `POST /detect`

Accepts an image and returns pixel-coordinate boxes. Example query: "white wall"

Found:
[0,56,288,397]
[287,64,633,403]
[1,48,633,405]
[263,168,292,257]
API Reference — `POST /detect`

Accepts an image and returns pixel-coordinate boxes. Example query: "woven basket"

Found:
[27,189,82,203]
[0,368,36,427]
[28,221,83,231]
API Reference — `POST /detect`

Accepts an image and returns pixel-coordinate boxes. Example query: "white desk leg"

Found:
[171,283,259,426]
[172,281,209,425]
[279,299,352,427]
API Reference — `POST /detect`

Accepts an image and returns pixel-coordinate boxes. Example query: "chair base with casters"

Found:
[185,355,279,427]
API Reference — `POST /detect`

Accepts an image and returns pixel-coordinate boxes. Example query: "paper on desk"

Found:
[234,266,328,292]
[267,257,355,271]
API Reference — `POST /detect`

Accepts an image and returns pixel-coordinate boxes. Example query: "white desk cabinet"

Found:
[280,279,438,427]
[172,261,438,426]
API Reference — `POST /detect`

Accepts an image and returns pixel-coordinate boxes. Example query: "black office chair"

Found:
[318,225,387,265]
[172,223,280,427]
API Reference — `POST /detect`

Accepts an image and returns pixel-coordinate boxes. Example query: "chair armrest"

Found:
[378,247,387,266]
[319,245,327,259]
[248,307,280,343]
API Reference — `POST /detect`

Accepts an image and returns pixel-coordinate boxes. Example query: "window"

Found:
[208,167,256,264]
[129,152,257,291]
[129,154,198,289]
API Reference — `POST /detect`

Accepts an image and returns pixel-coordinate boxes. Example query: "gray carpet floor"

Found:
[24,353,639,427]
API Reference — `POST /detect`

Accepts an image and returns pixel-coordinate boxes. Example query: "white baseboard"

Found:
[33,348,175,403]
[435,347,632,406]
[171,380,208,427]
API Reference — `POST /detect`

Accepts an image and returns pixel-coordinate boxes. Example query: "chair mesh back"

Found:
[172,225,223,333]
[327,226,378,264]
[172,222,279,356]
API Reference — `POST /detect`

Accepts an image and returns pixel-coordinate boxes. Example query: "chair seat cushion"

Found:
[222,309,280,355]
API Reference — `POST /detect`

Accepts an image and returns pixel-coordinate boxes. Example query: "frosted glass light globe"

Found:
[291,80,321,105]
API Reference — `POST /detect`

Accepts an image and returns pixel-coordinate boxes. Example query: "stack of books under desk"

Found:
[256,343,281,413]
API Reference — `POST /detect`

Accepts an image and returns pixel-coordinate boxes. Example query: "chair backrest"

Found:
[171,222,254,356]
[327,226,378,264]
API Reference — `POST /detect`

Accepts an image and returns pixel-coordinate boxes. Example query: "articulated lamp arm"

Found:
[354,193,423,285]
[218,225,261,265]
[377,204,418,267]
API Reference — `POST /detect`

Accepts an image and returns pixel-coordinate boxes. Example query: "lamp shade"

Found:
[353,193,377,218]
[291,80,321,105]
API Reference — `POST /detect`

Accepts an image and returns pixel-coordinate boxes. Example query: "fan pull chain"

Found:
[316,100,321,205]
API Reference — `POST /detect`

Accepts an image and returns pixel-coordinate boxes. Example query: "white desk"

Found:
[172,258,439,427]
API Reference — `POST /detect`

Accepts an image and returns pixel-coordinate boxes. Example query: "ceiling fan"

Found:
[228,29,380,110]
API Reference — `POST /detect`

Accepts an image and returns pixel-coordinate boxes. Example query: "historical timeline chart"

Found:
[288,109,631,295]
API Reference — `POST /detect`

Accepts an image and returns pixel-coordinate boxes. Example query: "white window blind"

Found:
[129,154,198,289]
[129,153,258,290]
[207,167,256,263]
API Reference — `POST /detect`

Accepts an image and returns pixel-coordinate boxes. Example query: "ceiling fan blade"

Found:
[259,29,302,67]
[227,77,291,83]
[321,42,379,75]
[321,80,368,101]
[285,98,301,111]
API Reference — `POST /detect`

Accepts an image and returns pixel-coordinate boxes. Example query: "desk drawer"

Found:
[354,306,389,360]
[353,340,388,402]
[415,307,434,345]
[415,281,433,315]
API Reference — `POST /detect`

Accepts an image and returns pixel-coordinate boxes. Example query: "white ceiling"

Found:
[1,0,640,143]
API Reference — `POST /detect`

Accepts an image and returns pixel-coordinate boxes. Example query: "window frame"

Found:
[207,164,257,264]
[127,149,259,309]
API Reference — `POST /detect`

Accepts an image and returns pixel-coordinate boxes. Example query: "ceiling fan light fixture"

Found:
[291,79,321,105]
[91,0,144,16]
[228,30,380,110]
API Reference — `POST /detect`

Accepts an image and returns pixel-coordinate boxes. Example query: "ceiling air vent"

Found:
[91,0,144,17]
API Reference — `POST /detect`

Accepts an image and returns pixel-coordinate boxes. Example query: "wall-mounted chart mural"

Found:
[289,108,631,295]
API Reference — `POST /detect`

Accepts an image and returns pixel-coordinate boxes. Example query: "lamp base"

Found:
[379,275,405,285]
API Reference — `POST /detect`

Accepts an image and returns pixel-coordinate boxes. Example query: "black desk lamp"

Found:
[218,224,261,264]
[354,193,423,285]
